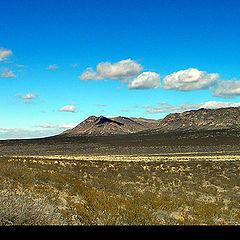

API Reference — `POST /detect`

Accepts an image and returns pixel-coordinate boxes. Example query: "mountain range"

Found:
[59,107,240,137]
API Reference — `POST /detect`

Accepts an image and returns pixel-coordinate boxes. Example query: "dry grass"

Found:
[0,154,239,225]
[0,185,66,225]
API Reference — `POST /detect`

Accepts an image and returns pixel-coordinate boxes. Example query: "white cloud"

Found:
[1,70,16,78]
[58,123,78,128]
[79,68,103,81]
[1,71,15,78]
[47,64,58,70]
[142,105,152,108]
[121,109,130,112]
[162,68,219,91]
[58,105,76,112]
[0,121,81,139]
[35,123,78,129]
[14,93,38,104]
[0,128,62,140]
[15,93,38,99]
[0,127,11,133]
[37,124,55,128]
[128,72,161,89]
[0,47,12,61]
[199,101,240,109]
[211,80,240,98]
[78,62,225,94]
[147,102,197,114]
[147,101,240,114]
[96,59,143,80]
[23,93,38,99]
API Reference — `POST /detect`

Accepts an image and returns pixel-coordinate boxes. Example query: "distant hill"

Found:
[59,115,159,136]
[151,107,240,133]
[59,107,240,137]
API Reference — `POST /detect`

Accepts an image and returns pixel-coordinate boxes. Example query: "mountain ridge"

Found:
[59,106,240,137]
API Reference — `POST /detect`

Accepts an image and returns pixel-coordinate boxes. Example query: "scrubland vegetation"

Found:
[0,154,239,225]
[1,131,240,225]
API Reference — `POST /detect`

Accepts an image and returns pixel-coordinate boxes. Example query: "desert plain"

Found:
[0,129,239,225]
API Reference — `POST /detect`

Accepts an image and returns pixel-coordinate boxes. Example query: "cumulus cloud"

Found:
[199,101,240,109]
[47,64,58,70]
[14,93,38,104]
[162,68,219,91]
[128,72,161,89]
[96,59,143,80]
[79,68,103,81]
[147,101,240,114]
[1,70,16,78]
[0,47,12,62]
[211,80,240,98]
[58,105,76,112]
[79,59,142,82]
[78,62,227,93]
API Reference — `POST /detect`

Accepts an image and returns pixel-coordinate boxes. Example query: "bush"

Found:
[0,187,67,225]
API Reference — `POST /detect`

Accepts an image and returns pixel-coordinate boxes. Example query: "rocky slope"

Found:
[153,107,240,133]
[59,107,240,137]
[60,115,159,136]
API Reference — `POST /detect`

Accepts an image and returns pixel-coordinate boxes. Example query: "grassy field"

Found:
[0,154,239,225]
[0,131,240,225]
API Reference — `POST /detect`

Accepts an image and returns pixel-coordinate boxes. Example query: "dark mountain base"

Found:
[1,129,240,156]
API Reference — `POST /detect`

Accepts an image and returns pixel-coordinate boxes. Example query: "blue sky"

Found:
[1,0,240,139]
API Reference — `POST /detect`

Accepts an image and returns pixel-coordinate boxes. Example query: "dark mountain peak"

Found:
[85,115,98,121]
[95,116,123,126]
[112,116,137,123]
[56,106,240,137]
[59,115,159,136]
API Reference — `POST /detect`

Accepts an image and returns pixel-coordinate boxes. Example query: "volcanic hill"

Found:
[59,107,240,137]
[60,115,159,136]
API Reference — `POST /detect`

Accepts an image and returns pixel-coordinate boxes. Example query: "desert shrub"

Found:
[0,156,239,225]
[0,186,67,225]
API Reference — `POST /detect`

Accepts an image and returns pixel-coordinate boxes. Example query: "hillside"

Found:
[60,115,159,136]
[153,107,240,133]
[59,107,240,137]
